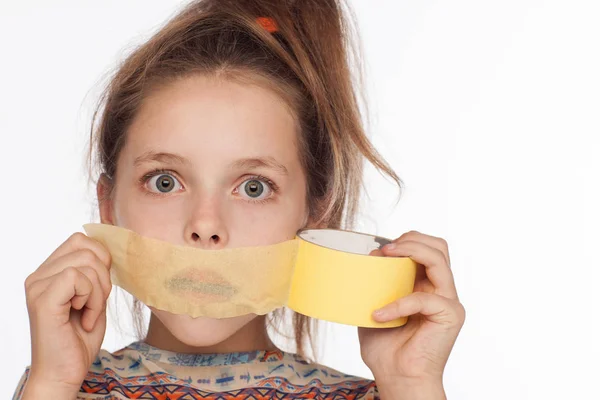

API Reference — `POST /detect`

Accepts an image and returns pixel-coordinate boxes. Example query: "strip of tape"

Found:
[83,223,416,328]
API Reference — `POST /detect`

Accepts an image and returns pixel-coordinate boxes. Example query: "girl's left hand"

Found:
[358,230,466,387]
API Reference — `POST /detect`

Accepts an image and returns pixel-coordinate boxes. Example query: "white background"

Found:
[1,1,598,398]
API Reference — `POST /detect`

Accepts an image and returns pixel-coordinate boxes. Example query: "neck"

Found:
[143,313,279,354]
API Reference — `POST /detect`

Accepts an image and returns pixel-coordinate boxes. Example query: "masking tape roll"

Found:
[291,229,417,328]
[83,223,417,328]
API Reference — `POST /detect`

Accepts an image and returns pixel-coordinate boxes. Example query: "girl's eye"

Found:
[236,178,273,201]
[147,173,183,194]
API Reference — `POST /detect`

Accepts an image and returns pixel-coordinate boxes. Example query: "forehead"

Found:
[122,74,300,169]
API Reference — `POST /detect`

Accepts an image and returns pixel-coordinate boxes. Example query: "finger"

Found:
[75,266,106,331]
[37,267,93,320]
[32,248,112,300]
[382,240,458,300]
[41,232,111,269]
[26,274,56,304]
[39,266,104,332]
[390,231,450,267]
[27,266,106,332]
[369,248,384,257]
[373,292,465,327]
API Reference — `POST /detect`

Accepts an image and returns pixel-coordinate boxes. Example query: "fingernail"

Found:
[384,243,396,250]
[373,309,386,319]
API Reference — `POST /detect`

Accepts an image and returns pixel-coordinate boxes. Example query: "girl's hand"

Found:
[23,232,112,396]
[358,230,465,391]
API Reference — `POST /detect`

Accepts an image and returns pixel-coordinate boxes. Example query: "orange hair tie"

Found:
[256,16,278,33]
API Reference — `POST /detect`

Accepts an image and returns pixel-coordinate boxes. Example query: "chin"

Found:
[149,306,258,347]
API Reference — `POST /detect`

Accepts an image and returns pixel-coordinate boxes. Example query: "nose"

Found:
[184,198,229,250]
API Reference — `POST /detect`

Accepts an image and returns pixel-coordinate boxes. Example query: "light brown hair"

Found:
[88,0,403,361]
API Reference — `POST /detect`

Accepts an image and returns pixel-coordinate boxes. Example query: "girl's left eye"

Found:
[234,177,276,202]
[145,172,183,194]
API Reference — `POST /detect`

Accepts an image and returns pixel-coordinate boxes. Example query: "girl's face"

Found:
[99,74,309,347]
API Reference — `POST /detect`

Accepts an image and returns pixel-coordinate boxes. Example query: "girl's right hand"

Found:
[22,232,112,397]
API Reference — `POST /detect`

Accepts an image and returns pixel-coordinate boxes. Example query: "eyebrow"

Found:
[134,151,192,167]
[133,150,288,176]
[230,157,289,176]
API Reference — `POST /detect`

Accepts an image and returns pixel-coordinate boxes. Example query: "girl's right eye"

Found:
[145,172,183,194]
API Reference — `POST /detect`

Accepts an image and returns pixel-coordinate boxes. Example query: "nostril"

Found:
[190,233,220,244]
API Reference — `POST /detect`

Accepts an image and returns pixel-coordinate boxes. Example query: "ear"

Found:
[97,173,115,225]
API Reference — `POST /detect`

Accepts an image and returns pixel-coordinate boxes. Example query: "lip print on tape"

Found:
[83,223,417,328]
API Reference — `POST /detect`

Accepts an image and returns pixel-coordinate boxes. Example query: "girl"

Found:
[14,0,465,398]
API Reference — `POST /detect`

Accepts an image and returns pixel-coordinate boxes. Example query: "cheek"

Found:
[228,200,304,245]
[114,187,187,239]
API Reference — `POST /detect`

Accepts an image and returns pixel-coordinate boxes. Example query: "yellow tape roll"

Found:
[290,229,417,328]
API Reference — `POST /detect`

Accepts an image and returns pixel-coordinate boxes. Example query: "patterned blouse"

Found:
[13,341,380,399]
